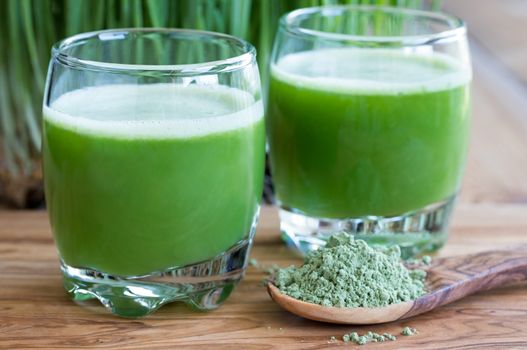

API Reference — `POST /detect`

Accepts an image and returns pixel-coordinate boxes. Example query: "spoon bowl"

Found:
[268,248,527,324]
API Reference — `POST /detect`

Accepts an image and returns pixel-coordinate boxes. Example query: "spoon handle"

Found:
[405,247,527,318]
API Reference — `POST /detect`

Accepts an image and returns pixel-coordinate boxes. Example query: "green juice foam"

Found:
[45,83,263,138]
[44,84,265,276]
[271,48,471,94]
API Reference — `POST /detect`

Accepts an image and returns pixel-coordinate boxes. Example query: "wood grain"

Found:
[1,205,527,349]
[404,248,527,319]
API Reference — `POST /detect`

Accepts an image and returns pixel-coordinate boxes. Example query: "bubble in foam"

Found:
[272,48,471,95]
[44,84,263,139]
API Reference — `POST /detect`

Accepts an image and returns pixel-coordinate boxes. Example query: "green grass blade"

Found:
[20,0,45,90]
[132,0,144,27]
[0,67,19,175]
[146,0,165,27]
[65,0,83,35]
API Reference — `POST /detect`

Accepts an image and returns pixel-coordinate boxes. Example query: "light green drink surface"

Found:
[268,49,471,218]
[44,84,265,276]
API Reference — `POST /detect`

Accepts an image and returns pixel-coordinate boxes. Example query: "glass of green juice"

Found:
[42,29,265,317]
[267,6,471,258]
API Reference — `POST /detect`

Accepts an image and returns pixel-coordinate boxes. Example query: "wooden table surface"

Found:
[2,1,527,349]
[1,205,527,349]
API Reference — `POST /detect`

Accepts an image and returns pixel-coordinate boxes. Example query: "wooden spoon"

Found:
[267,248,527,324]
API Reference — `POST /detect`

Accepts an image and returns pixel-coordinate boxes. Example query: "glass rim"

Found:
[281,5,466,46]
[51,28,257,74]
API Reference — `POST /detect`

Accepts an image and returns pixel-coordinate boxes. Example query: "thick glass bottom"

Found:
[279,196,455,259]
[61,238,253,318]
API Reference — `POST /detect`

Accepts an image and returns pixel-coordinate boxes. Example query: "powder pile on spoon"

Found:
[275,233,426,308]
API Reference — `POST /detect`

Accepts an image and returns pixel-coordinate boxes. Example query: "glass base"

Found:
[279,196,455,259]
[61,238,252,318]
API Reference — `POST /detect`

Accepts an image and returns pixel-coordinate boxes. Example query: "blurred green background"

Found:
[0,0,438,208]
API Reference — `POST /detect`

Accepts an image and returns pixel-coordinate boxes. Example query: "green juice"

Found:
[44,84,265,276]
[268,49,471,218]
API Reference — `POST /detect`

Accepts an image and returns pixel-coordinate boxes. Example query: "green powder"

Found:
[275,233,426,308]
[401,326,418,336]
[338,329,411,345]
[406,255,433,266]
[384,333,397,341]
[341,331,397,346]
[422,255,433,265]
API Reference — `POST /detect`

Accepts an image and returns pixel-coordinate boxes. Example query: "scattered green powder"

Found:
[275,233,427,308]
[350,332,360,343]
[384,333,397,341]
[401,326,418,336]
[422,255,432,265]
[249,259,283,286]
[357,336,368,345]
[406,255,433,266]
[265,264,281,275]
[247,258,280,275]
[341,331,397,345]
[372,333,386,342]
[258,279,268,287]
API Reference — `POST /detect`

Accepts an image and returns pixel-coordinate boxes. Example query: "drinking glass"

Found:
[43,29,265,317]
[267,6,471,258]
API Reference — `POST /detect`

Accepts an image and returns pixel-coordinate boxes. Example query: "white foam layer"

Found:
[44,84,263,139]
[272,48,471,95]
